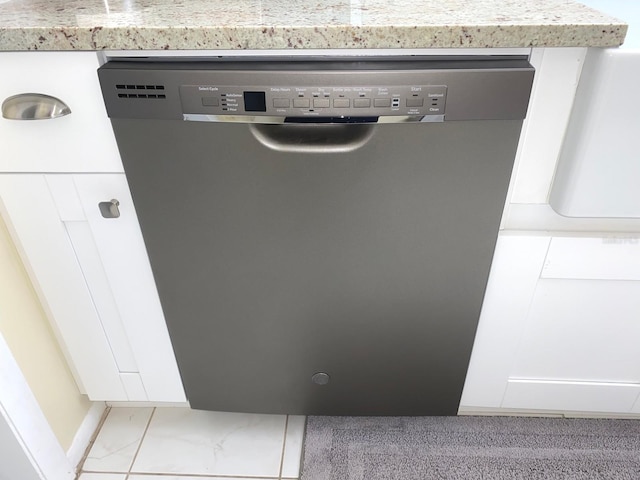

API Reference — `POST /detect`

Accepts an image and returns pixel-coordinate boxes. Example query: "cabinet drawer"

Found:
[542,236,640,280]
[0,52,123,173]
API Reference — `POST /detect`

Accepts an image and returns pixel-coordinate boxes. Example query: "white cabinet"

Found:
[4,49,639,414]
[72,174,185,402]
[0,174,185,402]
[461,234,640,415]
[0,175,128,399]
[0,52,123,173]
[552,3,640,217]
[459,43,640,416]
[550,49,640,218]
[507,47,587,207]
[0,51,184,403]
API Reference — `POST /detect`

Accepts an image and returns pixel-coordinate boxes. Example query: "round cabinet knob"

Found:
[311,372,330,385]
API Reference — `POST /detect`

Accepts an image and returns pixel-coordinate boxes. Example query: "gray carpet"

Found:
[300,416,640,480]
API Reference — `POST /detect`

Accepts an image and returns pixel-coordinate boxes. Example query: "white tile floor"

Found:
[78,407,306,480]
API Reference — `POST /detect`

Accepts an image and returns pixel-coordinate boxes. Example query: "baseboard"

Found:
[458,405,640,419]
[66,401,107,470]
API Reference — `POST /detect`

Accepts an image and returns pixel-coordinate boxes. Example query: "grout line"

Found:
[126,407,156,476]
[278,415,290,480]
[75,405,112,478]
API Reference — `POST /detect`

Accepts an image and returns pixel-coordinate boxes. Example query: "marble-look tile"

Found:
[131,408,287,477]
[281,415,306,478]
[78,473,127,480]
[82,407,153,473]
[129,476,271,480]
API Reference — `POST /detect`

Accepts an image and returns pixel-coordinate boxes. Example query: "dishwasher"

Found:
[98,56,534,415]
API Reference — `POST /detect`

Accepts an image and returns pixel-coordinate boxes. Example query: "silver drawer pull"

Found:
[99,199,120,219]
[2,93,71,120]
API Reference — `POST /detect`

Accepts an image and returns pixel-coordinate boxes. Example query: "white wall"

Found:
[0,411,41,480]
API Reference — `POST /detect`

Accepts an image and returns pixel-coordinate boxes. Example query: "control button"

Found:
[374,98,391,108]
[334,99,350,108]
[406,98,424,107]
[313,98,330,108]
[293,98,310,108]
[354,98,371,108]
[202,97,219,107]
[273,98,290,108]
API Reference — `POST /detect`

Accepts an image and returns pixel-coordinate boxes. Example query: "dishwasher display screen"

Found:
[243,91,267,112]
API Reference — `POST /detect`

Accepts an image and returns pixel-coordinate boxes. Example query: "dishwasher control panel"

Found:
[179,84,447,119]
[98,57,535,122]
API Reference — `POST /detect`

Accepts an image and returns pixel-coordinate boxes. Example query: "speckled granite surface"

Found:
[0,0,627,51]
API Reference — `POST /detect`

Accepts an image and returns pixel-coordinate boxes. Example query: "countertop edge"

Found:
[0,23,628,52]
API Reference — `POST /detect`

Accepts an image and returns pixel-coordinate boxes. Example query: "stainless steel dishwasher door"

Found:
[99,57,534,415]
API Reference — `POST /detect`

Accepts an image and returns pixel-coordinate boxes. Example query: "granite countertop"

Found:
[0,0,627,51]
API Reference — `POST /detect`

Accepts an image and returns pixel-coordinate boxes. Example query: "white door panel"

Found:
[511,279,640,383]
[462,233,640,415]
[460,234,551,409]
[0,174,127,400]
[64,221,140,374]
[72,174,185,402]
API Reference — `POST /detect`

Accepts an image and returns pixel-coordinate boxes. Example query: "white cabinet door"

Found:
[0,52,123,173]
[503,278,640,413]
[461,234,640,415]
[71,174,185,402]
[460,234,551,409]
[0,174,127,400]
[0,174,185,402]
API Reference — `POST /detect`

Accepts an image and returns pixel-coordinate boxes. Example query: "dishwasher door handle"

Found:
[249,123,375,154]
